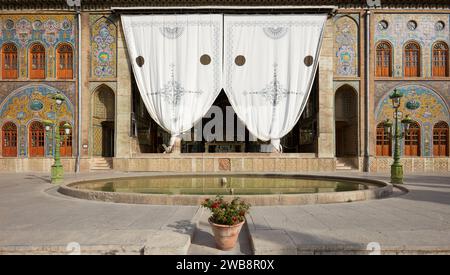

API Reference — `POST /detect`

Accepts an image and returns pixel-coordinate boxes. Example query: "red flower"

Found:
[211,202,219,209]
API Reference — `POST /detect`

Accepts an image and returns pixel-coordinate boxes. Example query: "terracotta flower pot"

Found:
[209,218,245,250]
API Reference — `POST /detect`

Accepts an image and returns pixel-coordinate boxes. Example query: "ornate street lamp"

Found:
[383,89,413,184]
[43,92,69,184]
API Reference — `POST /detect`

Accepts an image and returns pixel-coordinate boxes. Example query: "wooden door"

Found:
[59,122,72,157]
[432,42,449,77]
[29,121,45,157]
[404,122,420,156]
[404,43,420,77]
[30,44,45,79]
[376,125,391,156]
[2,122,17,157]
[433,122,449,156]
[2,43,18,79]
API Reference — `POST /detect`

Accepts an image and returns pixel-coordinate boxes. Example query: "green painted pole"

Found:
[51,112,64,184]
[391,107,403,184]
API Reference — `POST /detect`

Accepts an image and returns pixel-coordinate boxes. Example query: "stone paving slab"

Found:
[0,173,199,255]
[247,173,450,255]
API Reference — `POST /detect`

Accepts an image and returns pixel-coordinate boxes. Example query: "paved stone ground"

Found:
[0,172,199,254]
[248,172,450,254]
[0,171,449,254]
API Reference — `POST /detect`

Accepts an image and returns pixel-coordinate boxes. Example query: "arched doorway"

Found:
[335,85,358,157]
[404,121,420,156]
[2,122,17,157]
[29,121,45,157]
[92,85,115,157]
[433,121,449,157]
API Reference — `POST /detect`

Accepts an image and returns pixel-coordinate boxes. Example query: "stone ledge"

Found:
[0,229,193,255]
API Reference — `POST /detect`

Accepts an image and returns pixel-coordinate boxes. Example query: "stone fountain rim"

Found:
[57,173,395,206]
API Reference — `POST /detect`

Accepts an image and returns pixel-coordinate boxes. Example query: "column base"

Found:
[51,164,64,184]
[390,163,403,184]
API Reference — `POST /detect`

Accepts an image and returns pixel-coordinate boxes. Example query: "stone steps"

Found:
[90,158,113,171]
[336,158,357,171]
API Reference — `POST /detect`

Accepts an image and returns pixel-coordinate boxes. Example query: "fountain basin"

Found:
[58,174,393,206]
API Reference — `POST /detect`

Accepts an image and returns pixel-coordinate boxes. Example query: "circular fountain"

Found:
[58,174,393,206]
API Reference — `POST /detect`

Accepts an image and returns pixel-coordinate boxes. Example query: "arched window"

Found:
[376,123,391,156]
[404,121,421,156]
[376,42,392,77]
[59,121,72,157]
[433,121,449,156]
[1,43,18,79]
[29,121,45,157]
[2,122,17,157]
[404,42,420,77]
[29,43,45,79]
[56,44,73,79]
[432,42,449,77]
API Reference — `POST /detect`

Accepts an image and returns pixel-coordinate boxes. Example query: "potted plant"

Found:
[201,195,251,250]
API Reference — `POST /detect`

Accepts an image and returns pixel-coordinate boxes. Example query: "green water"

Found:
[72,176,369,195]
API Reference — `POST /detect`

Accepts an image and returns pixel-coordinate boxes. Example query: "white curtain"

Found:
[121,14,223,149]
[224,15,326,152]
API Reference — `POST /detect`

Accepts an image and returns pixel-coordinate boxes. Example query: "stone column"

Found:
[317,19,335,158]
[79,11,91,171]
[115,21,132,158]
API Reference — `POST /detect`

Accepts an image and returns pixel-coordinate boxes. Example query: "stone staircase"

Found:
[90,157,113,171]
[335,158,357,171]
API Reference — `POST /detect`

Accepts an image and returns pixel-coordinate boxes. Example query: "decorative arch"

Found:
[0,84,75,157]
[403,41,421,77]
[91,84,115,157]
[432,41,449,77]
[90,16,117,78]
[376,40,393,77]
[376,85,449,157]
[334,16,359,76]
[29,42,46,79]
[1,43,18,79]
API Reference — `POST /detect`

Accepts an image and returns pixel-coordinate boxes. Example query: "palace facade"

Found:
[0,0,449,173]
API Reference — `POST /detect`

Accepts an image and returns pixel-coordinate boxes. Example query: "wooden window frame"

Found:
[2,122,18,157]
[404,41,421,77]
[433,121,449,157]
[29,43,45,79]
[56,43,73,79]
[432,41,449,77]
[404,121,421,157]
[59,121,73,157]
[29,121,45,157]
[1,43,18,79]
[376,41,392,77]
[376,123,392,156]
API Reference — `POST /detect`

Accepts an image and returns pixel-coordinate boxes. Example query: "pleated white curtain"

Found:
[121,14,223,150]
[224,15,326,152]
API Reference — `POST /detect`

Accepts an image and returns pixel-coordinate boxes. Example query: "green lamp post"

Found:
[43,92,71,184]
[383,89,413,184]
